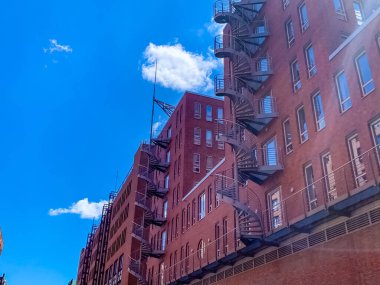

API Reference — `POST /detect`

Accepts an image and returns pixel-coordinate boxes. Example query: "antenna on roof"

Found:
[148,60,176,143]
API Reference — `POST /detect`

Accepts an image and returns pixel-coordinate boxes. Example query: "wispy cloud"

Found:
[44,39,73,54]
[206,19,226,37]
[49,198,107,220]
[142,42,221,92]
[152,115,167,136]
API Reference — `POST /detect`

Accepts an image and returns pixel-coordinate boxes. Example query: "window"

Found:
[222,218,228,254]
[297,106,309,143]
[206,105,213,122]
[159,263,165,285]
[165,175,170,189]
[348,134,367,187]
[304,164,317,210]
[167,126,172,139]
[261,94,274,114]
[291,59,302,91]
[217,108,224,120]
[264,137,278,166]
[312,92,326,131]
[197,240,206,259]
[355,52,375,96]
[187,204,191,228]
[194,127,201,145]
[217,133,225,150]
[181,209,186,233]
[268,187,283,230]
[161,231,167,251]
[370,119,380,165]
[199,192,206,220]
[305,44,317,77]
[299,2,309,32]
[166,150,171,163]
[194,102,201,119]
[283,119,293,154]
[283,0,290,9]
[175,215,179,238]
[193,153,200,173]
[206,156,213,172]
[321,152,337,201]
[206,130,213,147]
[163,200,168,219]
[117,255,124,283]
[258,57,269,72]
[207,185,213,213]
[176,184,180,205]
[333,0,346,17]
[335,71,352,112]
[353,1,365,25]
[285,19,295,47]
[192,199,196,225]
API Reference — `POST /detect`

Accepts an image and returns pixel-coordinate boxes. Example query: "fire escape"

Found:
[128,96,173,284]
[213,0,282,244]
[80,224,98,285]
[92,192,117,285]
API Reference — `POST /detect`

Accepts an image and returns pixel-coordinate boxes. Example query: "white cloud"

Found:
[152,115,167,136]
[142,42,221,92]
[206,19,226,37]
[44,39,73,54]
[49,198,107,220]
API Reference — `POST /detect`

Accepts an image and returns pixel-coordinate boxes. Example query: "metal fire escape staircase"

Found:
[151,98,174,149]
[140,143,170,173]
[215,170,264,245]
[135,192,167,227]
[80,224,98,285]
[138,165,169,198]
[213,4,275,135]
[92,192,116,285]
[216,120,283,185]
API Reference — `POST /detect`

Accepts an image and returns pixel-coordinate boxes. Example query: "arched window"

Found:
[197,240,206,259]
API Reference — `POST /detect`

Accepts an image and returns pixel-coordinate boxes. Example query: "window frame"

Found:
[206,156,213,172]
[194,102,202,119]
[267,186,283,230]
[321,152,337,202]
[194,127,201,145]
[333,0,347,19]
[198,192,206,220]
[206,105,213,122]
[312,92,326,131]
[206,129,213,147]
[291,59,302,92]
[305,43,317,78]
[335,70,352,113]
[283,0,290,10]
[370,118,380,165]
[285,18,295,47]
[263,137,279,166]
[347,134,368,187]
[297,105,309,143]
[283,118,293,154]
[353,0,365,25]
[298,2,309,32]
[193,153,201,173]
[304,163,318,211]
[355,51,375,96]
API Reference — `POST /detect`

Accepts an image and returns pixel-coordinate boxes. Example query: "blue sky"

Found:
[0,0,223,283]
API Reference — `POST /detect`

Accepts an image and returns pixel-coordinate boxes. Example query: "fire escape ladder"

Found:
[80,225,97,285]
[151,137,171,150]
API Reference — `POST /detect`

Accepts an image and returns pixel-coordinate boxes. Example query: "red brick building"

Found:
[77,1,380,284]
